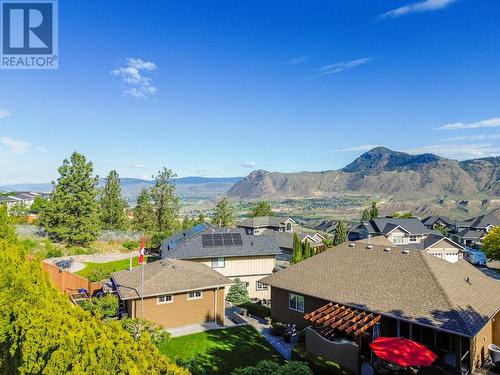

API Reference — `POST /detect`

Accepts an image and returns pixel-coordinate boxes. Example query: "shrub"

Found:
[81,294,119,319]
[232,360,312,375]
[87,265,109,282]
[292,342,352,375]
[150,231,171,250]
[122,239,140,251]
[226,278,250,305]
[0,238,188,374]
[271,322,287,336]
[175,357,206,375]
[241,302,271,319]
[120,318,171,346]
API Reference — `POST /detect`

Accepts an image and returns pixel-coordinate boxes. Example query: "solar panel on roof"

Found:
[232,233,243,245]
[202,234,214,247]
[222,233,233,246]
[213,233,223,246]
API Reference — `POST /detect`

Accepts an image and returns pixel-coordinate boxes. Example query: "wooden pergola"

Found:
[304,302,382,338]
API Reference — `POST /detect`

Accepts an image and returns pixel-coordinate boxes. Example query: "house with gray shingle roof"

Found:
[451,211,500,248]
[237,216,296,235]
[111,258,232,329]
[160,224,282,299]
[349,217,464,263]
[261,242,500,372]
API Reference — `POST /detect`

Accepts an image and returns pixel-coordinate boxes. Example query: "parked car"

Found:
[463,248,487,266]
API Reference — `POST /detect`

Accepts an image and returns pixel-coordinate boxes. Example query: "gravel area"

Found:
[245,314,293,360]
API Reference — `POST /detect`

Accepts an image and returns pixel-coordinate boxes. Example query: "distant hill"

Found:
[0,176,242,200]
[227,147,499,200]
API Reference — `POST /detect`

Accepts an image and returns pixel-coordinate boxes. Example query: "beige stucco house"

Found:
[160,224,282,299]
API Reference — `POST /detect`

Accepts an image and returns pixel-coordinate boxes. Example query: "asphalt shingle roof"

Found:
[237,216,293,229]
[161,226,282,260]
[371,218,429,235]
[111,258,232,300]
[260,242,500,337]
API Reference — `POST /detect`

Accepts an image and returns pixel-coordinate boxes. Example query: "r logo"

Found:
[2,2,53,54]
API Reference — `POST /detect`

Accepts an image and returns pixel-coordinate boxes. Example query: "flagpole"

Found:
[141,261,144,318]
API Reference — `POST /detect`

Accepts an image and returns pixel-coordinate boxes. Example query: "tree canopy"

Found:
[132,188,156,232]
[225,278,250,305]
[249,201,274,217]
[0,234,187,374]
[334,220,347,246]
[151,168,181,233]
[369,201,379,219]
[39,152,100,246]
[291,233,303,264]
[212,197,235,227]
[482,226,500,261]
[100,170,128,230]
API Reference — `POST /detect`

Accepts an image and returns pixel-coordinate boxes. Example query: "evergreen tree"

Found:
[151,168,181,233]
[370,201,379,219]
[132,188,156,232]
[182,216,195,230]
[99,170,128,230]
[225,278,250,305]
[361,209,371,222]
[249,201,274,217]
[303,239,312,259]
[334,220,348,246]
[291,233,303,264]
[39,152,99,246]
[30,196,47,214]
[212,197,235,227]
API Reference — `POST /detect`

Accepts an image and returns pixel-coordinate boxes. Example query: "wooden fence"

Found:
[41,261,102,296]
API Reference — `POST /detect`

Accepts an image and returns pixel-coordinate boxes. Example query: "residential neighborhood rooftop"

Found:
[111,258,232,300]
[160,225,282,259]
[237,216,294,229]
[261,242,500,337]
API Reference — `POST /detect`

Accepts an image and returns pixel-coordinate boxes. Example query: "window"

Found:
[393,235,404,244]
[188,291,203,300]
[256,282,269,291]
[289,293,305,312]
[157,295,173,304]
[211,257,225,268]
[410,235,417,242]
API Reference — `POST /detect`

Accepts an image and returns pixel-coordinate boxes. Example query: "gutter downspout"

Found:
[214,287,218,324]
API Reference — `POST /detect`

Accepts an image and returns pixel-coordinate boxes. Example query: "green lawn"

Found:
[75,256,155,280]
[159,325,283,374]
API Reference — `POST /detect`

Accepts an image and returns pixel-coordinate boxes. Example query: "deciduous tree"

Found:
[482,226,500,261]
[100,170,128,230]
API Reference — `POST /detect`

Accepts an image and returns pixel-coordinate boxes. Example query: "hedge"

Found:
[241,302,271,320]
[291,342,353,375]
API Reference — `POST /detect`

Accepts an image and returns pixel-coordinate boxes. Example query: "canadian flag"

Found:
[138,236,145,265]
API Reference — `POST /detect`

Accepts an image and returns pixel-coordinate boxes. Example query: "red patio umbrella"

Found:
[369,337,437,367]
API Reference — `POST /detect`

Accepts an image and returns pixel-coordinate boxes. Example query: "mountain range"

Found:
[0,177,242,200]
[227,147,500,199]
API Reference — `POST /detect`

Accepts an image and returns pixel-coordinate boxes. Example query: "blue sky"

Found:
[1,0,500,184]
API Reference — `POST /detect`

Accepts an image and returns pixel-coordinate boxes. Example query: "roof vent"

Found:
[402,250,410,255]
[349,243,355,247]
[465,277,471,285]
[366,245,373,250]
[250,241,254,246]
[384,247,391,252]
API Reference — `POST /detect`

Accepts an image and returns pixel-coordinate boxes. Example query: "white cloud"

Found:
[111,58,158,98]
[332,144,379,152]
[241,161,256,168]
[404,144,500,160]
[310,58,373,78]
[286,56,310,65]
[129,163,145,169]
[378,0,455,20]
[441,134,500,142]
[0,137,32,154]
[436,117,500,130]
[0,109,11,118]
